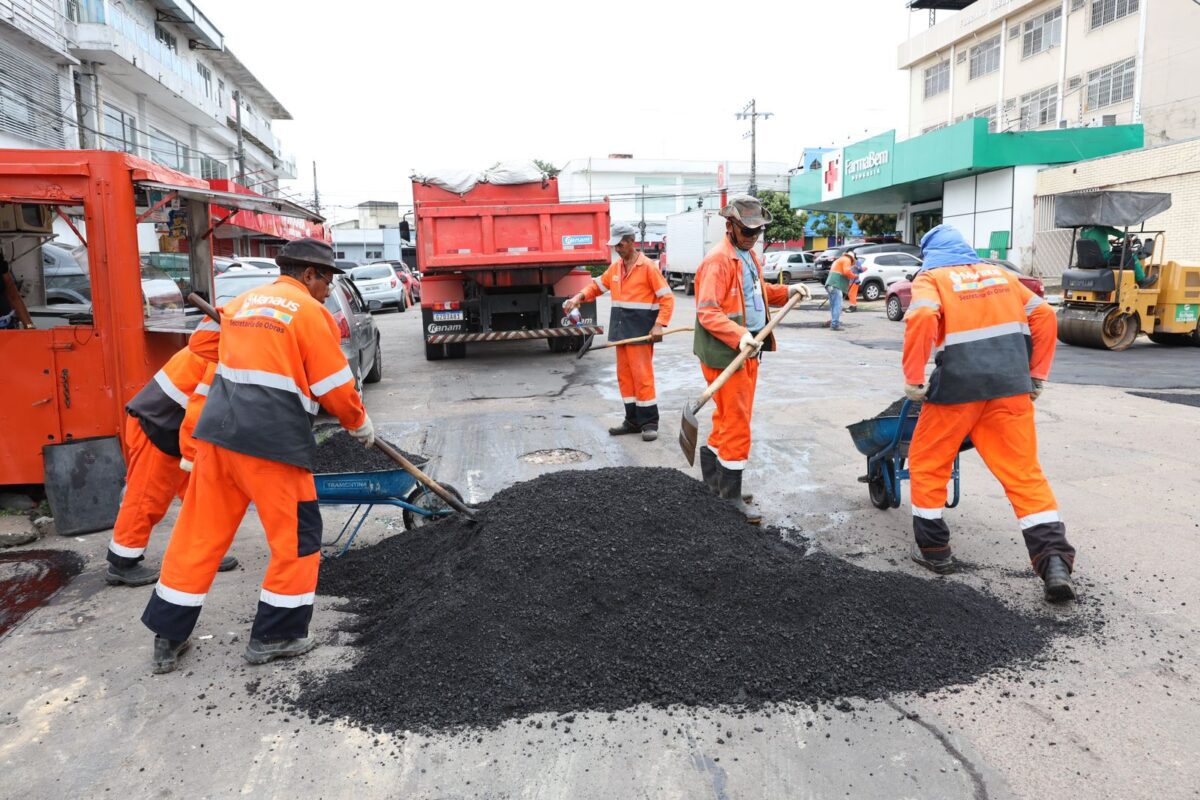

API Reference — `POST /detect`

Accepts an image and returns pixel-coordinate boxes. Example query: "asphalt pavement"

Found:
[1,291,1198,799]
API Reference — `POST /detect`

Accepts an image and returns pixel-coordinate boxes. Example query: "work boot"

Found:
[910,543,955,575]
[243,636,318,666]
[830,323,843,332]
[217,555,239,572]
[106,561,159,587]
[1137,273,1158,289]
[152,636,190,674]
[718,465,761,525]
[641,424,659,442]
[1041,556,1077,602]
[699,446,720,494]
[608,420,640,436]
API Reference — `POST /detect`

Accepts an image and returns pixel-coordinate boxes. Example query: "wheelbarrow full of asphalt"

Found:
[846,399,972,510]
[314,454,464,557]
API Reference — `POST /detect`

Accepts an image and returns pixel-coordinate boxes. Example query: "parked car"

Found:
[213,256,241,274]
[213,267,384,384]
[42,242,91,304]
[763,250,817,283]
[814,241,922,284]
[854,251,925,302]
[349,263,408,312]
[885,259,1045,321]
[234,256,278,271]
[370,260,420,302]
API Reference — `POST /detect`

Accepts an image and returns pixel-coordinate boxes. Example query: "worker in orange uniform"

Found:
[903,224,1076,602]
[823,252,860,330]
[694,196,809,524]
[563,222,674,441]
[106,342,237,586]
[141,239,373,673]
[178,359,216,470]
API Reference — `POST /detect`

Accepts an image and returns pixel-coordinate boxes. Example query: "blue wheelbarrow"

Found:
[846,399,971,511]
[314,455,464,557]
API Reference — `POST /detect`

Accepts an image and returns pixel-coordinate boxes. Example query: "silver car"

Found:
[349,264,408,312]
[213,268,383,385]
[763,250,816,283]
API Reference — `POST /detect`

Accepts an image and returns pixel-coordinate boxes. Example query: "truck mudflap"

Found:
[427,326,603,344]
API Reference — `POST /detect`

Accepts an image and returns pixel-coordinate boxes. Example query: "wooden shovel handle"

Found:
[187,292,220,322]
[692,292,803,412]
[374,439,476,520]
[596,325,693,349]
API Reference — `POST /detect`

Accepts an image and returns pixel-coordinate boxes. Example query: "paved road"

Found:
[2,291,1198,799]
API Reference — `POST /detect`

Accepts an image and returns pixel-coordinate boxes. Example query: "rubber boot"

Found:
[641,424,658,442]
[699,446,720,494]
[608,420,640,436]
[244,636,318,665]
[106,561,159,587]
[910,543,955,575]
[1041,555,1076,602]
[217,555,239,572]
[718,465,761,525]
[152,636,190,674]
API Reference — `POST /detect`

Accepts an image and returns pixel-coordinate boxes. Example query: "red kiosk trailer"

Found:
[0,150,325,533]
[413,176,610,360]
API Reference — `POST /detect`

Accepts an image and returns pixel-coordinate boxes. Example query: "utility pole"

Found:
[735,99,773,197]
[312,161,321,216]
[639,184,647,247]
[233,90,246,184]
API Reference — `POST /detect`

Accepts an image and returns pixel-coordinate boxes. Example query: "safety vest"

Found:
[125,346,209,457]
[825,255,854,293]
[581,253,674,341]
[194,275,366,470]
[693,237,790,369]
[179,360,215,462]
[903,264,1055,404]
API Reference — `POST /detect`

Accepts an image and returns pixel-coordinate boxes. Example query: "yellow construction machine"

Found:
[1055,191,1200,350]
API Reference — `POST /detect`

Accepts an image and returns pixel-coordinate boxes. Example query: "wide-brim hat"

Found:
[276,238,343,273]
[719,194,773,228]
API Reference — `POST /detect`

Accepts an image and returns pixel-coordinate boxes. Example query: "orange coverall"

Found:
[694,238,789,471]
[579,253,674,428]
[903,262,1074,575]
[142,276,366,643]
[107,346,208,569]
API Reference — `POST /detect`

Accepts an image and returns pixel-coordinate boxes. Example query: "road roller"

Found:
[1054,190,1200,350]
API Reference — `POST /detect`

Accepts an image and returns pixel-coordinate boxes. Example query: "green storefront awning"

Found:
[790,118,1144,214]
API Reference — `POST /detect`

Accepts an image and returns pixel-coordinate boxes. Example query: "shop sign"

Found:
[820,148,843,202]
[841,131,896,195]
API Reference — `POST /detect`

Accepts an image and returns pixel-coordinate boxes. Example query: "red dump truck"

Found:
[413,176,610,360]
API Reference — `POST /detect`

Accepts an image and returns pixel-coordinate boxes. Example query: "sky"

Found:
[199,0,920,219]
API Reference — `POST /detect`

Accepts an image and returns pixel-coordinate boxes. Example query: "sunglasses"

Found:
[737,224,765,238]
[314,269,335,284]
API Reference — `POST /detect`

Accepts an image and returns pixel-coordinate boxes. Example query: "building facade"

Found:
[900,0,1199,147]
[330,201,407,263]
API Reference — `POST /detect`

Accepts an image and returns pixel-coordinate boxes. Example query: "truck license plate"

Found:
[432,311,464,322]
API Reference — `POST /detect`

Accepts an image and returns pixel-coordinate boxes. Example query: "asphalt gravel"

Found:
[311,424,426,474]
[290,467,1070,733]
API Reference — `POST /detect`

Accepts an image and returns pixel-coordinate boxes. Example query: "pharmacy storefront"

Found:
[790,119,1143,272]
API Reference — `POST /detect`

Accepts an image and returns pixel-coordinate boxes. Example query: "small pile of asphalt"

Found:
[290,468,1067,733]
[311,424,425,474]
[877,397,922,418]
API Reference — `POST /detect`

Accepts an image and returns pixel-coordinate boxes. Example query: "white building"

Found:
[330,201,407,263]
[557,157,789,240]
[899,0,1200,147]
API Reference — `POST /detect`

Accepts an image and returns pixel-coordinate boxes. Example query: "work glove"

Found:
[349,416,376,448]
[1030,378,1045,402]
[904,384,927,402]
[179,458,193,473]
[739,331,762,356]
[787,283,810,300]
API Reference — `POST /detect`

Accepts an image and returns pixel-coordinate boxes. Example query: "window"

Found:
[1023,7,1063,58]
[217,78,225,106]
[972,105,998,133]
[968,35,1001,80]
[102,103,137,153]
[924,61,950,98]
[365,250,383,260]
[1087,57,1136,109]
[335,251,346,259]
[197,63,212,98]
[894,254,922,267]
[154,23,177,52]
[1019,85,1058,130]
[1090,0,1138,30]
[200,155,228,180]
[149,128,188,171]
[922,122,947,134]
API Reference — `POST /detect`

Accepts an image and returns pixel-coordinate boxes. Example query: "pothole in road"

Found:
[519,448,592,465]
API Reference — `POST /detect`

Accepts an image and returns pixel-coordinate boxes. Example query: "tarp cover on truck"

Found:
[412,161,547,195]
[1053,191,1173,228]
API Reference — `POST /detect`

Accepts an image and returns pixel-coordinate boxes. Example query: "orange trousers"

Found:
[848,282,859,307]
[908,394,1074,575]
[141,440,322,643]
[616,343,658,427]
[700,356,759,470]
[108,414,188,568]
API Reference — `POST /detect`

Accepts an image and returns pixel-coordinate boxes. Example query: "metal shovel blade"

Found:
[678,402,700,466]
[575,332,596,359]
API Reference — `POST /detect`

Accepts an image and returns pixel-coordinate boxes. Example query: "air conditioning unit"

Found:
[1068,75,1082,89]
[1102,114,1117,126]
[956,51,967,64]
[1009,26,1021,39]
[0,203,54,234]
[1071,0,1085,10]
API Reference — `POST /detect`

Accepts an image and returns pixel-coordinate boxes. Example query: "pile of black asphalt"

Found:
[312,424,425,474]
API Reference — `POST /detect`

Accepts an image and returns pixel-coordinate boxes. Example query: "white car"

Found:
[348,263,408,312]
[762,250,816,283]
[853,251,924,302]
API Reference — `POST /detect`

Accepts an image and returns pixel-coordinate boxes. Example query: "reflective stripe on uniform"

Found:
[621,395,636,404]
[943,321,1030,347]
[195,383,210,396]
[108,540,145,558]
[908,299,940,312]
[156,582,206,607]
[912,504,945,520]
[715,452,746,470]
[196,319,221,333]
[154,370,190,410]
[697,300,721,309]
[1019,509,1061,529]
[634,398,657,407]
[309,364,354,397]
[216,364,320,415]
[260,588,315,608]
[1024,295,1046,314]
[612,300,660,311]
[655,286,671,297]
[593,276,607,293]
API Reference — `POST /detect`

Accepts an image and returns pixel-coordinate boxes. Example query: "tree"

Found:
[534,159,560,178]
[758,190,807,245]
[808,212,855,240]
[855,213,899,238]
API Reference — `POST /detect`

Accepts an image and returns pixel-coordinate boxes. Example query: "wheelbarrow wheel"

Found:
[868,461,895,510]
[402,483,465,531]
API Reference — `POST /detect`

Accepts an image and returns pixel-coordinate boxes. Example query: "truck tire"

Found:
[447,343,467,359]
[685,275,695,296]
[861,280,884,302]
[364,337,383,383]
[424,342,446,361]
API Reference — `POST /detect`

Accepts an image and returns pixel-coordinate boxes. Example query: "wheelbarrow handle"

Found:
[592,326,693,350]
[187,292,220,323]
[374,439,477,521]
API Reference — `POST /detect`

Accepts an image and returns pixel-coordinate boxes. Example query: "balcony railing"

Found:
[1,0,72,54]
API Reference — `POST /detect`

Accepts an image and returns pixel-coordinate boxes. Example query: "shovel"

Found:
[187,292,221,322]
[678,292,804,465]
[576,326,693,359]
